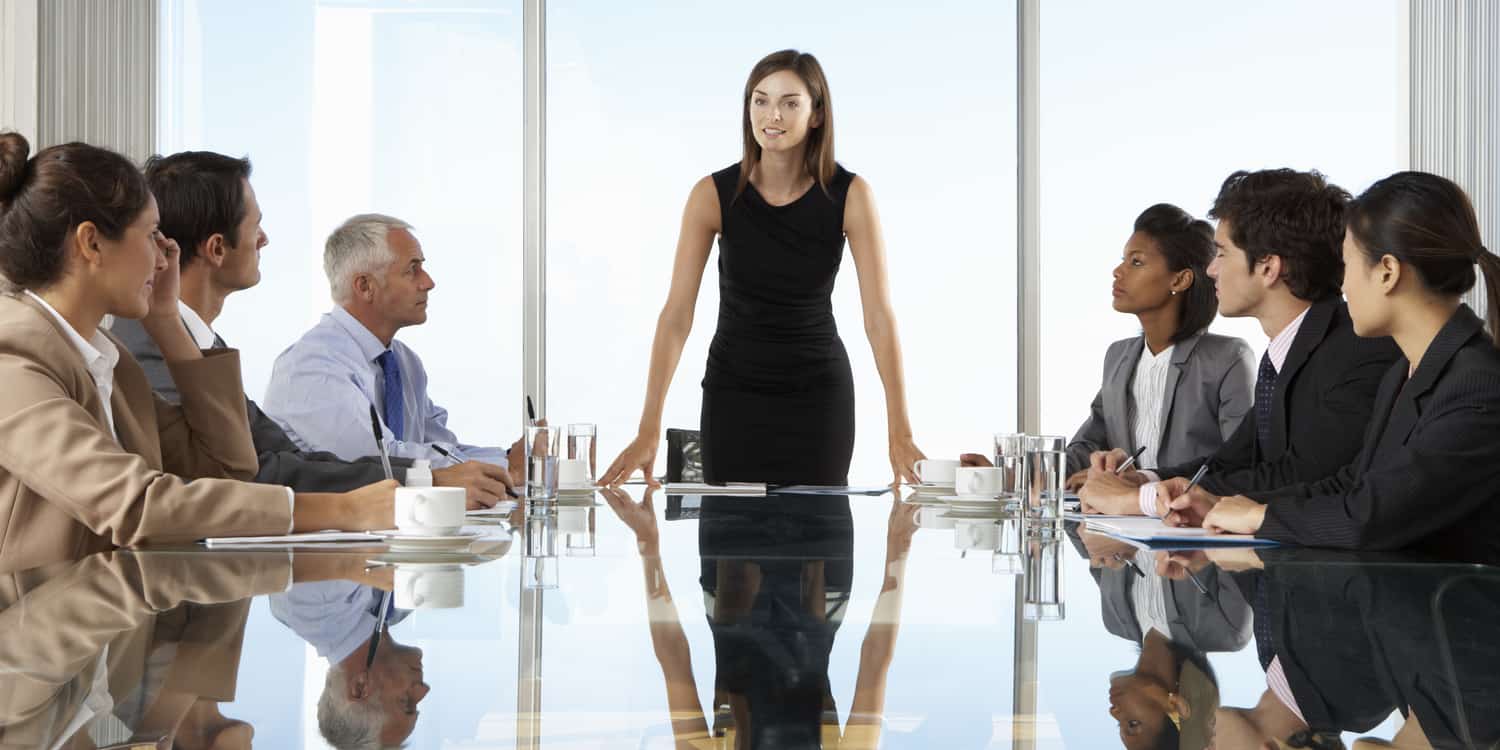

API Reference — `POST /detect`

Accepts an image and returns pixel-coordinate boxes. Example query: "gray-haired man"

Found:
[263,214,523,491]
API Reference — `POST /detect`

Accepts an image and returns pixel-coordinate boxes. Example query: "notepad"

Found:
[1083,517,1276,546]
[202,531,381,548]
[663,482,766,496]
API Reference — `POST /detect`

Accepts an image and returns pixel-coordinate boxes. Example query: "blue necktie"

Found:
[376,350,405,441]
[1255,351,1276,456]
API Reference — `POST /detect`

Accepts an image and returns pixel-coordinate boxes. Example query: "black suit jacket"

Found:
[110,316,410,491]
[1255,305,1500,562]
[1157,297,1400,496]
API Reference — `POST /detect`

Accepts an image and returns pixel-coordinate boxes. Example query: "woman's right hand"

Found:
[344,479,398,530]
[599,432,661,487]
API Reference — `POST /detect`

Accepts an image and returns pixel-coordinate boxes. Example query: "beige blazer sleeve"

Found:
[0,297,291,568]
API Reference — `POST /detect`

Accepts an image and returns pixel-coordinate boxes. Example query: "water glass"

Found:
[1023,434,1067,535]
[567,423,597,483]
[993,433,1028,499]
[526,424,561,502]
[1023,537,1066,621]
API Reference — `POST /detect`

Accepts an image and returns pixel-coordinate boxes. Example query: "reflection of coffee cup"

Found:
[914,505,956,530]
[954,466,1005,498]
[394,564,464,609]
[954,519,1001,551]
[395,487,466,535]
[558,458,592,489]
[914,458,959,485]
[557,505,590,534]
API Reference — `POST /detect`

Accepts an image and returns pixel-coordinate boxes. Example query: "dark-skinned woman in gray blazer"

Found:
[1169,172,1500,564]
[1063,204,1256,489]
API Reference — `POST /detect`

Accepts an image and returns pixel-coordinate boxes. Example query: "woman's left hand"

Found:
[1201,495,1268,535]
[888,435,925,486]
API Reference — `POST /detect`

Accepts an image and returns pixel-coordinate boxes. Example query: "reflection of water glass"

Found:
[1023,538,1065,621]
[561,506,596,557]
[526,425,561,502]
[1023,435,1066,536]
[567,423,597,483]
[993,433,1028,499]
[524,507,557,558]
[992,514,1024,575]
[523,556,559,590]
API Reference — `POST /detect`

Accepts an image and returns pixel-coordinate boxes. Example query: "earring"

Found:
[1170,290,1177,296]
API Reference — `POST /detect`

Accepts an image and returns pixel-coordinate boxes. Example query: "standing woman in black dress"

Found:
[600,50,925,487]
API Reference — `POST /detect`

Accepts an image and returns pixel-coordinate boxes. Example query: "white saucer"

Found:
[378,530,484,549]
[910,482,955,495]
[937,494,1005,503]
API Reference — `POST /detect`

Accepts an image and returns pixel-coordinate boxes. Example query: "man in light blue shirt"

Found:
[264,214,520,474]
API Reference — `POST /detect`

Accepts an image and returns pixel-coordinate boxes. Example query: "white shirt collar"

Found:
[1137,342,1175,366]
[177,300,218,350]
[24,290,121,378]
[1265,306,1311,373]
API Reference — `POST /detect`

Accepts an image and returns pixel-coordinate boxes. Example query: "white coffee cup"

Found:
[914,505,956,530]
[557,458,592,490]
[954,466,1005,498]
[394,564,464,609]
[913,458,959,485]
[394,487,467,535]
[954,519,1001,551]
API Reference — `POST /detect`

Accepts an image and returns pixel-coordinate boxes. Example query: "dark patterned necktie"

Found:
[376,350,405,441]
[1255,351,1276,456]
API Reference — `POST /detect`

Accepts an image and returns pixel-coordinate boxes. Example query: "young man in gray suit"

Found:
[111,151,517,506]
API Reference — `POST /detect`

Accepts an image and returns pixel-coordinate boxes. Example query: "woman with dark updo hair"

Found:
[0,133,392,569]
[1171,171,1500,563]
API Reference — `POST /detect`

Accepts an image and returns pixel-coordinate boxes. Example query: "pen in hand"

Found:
[368,404,395,482]
[1183,463,1210,494]
[1115,445,1147,475]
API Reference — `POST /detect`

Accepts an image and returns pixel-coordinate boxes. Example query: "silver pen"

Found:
[368,404,395,481]
[1183,464,1210,494]
[1115,445,1148,475]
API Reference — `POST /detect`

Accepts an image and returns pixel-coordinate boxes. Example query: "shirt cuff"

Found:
[1138,482,1163,518]
[284,487,296,533]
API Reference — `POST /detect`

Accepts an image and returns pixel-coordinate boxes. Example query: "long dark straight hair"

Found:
[735,50,836,202]
[1345,170,1500,344]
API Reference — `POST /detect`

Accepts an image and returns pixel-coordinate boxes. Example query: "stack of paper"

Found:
[771,485,892,496]
[1084,517,1276,546]
[663,482,766,496]
[202,531,381,548]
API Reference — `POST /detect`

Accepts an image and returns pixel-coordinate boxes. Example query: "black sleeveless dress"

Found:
[701,163,857,486]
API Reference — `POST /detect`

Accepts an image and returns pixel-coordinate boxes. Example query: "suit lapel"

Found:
[1272,299,1338,455]
[1105,338,1144,452]
[1157,333,1201,457]
[1372,306,1484,462]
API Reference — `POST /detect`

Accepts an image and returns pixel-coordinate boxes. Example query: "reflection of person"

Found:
[111,151,514,507]
[0,134,393,571]
[0,551,296,748]
[1213,547,1500,749]
[1163,172,1500,564]
[1060,203,1255,488]
[1070,528,1246,750]
[263,214,524,481]
[1081,169,1399,516]
[602,488,913,748]
[270,579,429,749]
[600,49,925,488]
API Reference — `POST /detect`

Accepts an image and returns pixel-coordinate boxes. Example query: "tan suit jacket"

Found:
[0,293,292,572]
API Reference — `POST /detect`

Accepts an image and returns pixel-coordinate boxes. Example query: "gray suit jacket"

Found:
[1066,331,1255,474]
[110,316,410,491]
[1096,563,1252,652]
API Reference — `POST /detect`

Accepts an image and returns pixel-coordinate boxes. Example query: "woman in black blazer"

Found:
[1172,171,1500,563]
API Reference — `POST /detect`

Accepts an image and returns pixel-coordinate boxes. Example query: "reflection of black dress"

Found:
[701,163,857,486]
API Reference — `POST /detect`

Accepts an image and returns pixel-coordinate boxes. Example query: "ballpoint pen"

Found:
[526,395,537,425]
[365,589,392,668]
[1115,445,1147,475]
[1183,464,1210,494]
[368,404,395,482]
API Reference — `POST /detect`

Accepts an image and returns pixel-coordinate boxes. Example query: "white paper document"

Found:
[202,531,381,548]
[1083,517,1276,546]
[771,485,892,496]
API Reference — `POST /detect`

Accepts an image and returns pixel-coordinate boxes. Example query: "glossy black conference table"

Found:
[2,487,1496,749]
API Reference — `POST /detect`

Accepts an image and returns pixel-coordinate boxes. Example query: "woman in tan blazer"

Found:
[0,133,393,571]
